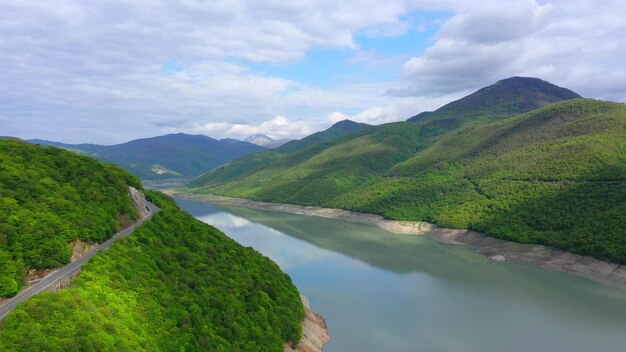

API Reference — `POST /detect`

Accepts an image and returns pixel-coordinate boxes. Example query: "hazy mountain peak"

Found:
[245,133,274,141]
[244,134,291,148]
[245,134,275,146]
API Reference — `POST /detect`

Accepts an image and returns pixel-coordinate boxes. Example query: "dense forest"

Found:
[0,191,304,351]
[0,140,141,297]
[0,141,304,350]
[190,84,626,264]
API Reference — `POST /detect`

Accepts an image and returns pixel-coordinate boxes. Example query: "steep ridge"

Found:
[30,133,265,180]
[189,79,626,264]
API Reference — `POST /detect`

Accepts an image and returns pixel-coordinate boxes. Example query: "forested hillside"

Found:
[30,133,265,180]
[194,77,580,192]
[0,141,304,351]
[190,80,626,264]
[330,99,626,263]
[407,76,580,123]
[0,140,141,296]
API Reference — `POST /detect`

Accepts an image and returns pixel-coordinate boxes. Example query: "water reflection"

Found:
[177,198,626,352]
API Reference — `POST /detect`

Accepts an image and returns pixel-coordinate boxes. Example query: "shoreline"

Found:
[168,191,626,290]
[285,295,329,352]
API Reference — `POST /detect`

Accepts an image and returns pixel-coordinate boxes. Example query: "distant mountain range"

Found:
[189,119,372,187]
[29,133,265,180]
[189,77,626,265]
[244,134,291,148]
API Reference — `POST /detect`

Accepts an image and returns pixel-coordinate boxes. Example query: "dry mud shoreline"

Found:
[168,191,626,290]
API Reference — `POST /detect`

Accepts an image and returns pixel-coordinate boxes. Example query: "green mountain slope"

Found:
[189,119,371,187]
[30,133,265,180]
[0,140,141,296]
[0,192,303,351]
[328,99,626,263]
[407,76,580,124]
[0,141,304,350]
[191,79,626,263]
[193,77,582,204]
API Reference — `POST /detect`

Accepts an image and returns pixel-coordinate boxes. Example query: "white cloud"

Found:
[397,0,626,100]
[0,0,624,144]
[0,0,426,143]
[326,93,460,125]
[197,213,251,229]
[195,115,314,139]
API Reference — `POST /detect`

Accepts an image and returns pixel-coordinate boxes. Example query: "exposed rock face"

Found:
[285,296,329,352]
[129,186,150,219]
[69,239,96,262]
[25,268,57,285]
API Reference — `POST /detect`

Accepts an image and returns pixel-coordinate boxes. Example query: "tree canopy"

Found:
[0,140,141,296]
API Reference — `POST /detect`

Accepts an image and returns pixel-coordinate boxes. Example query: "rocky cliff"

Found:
[129,186,150,219]
[285,296,330,352]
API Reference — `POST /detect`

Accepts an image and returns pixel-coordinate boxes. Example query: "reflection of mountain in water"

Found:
[176,198,626,322]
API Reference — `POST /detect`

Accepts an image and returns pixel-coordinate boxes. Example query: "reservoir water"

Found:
[176,198,626,352]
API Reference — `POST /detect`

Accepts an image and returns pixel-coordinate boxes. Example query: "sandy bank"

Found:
[168,191,626,289]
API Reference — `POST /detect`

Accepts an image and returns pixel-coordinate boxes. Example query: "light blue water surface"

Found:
[176,198,626,352]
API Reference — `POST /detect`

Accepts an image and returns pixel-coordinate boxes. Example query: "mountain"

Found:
[191,78,579,193]
[0,139,304,350]
[29,133,265,180]
[244,134,291,148]
[189,78,626,264]
[189,119,372,187]
[407,76,580,128]
[245,133,274,146]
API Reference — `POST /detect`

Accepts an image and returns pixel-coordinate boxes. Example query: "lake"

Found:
[176,197,626,352]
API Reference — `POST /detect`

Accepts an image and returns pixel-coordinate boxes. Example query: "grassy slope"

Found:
[194,98,626,264]
[0,192,304,352]
[0,140,141,296]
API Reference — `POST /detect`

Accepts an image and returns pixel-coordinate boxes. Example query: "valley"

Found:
[2,76,625,351]
[189,79,626,266]
[5,3,626,351]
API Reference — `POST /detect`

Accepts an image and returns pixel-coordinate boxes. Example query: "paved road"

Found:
[0,201,160,321]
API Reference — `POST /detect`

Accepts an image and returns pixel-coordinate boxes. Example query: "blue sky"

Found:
[1,1,625,144]
[241,12,445,88]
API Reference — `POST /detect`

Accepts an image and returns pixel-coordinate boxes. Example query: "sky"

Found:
[1,0,625,144]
